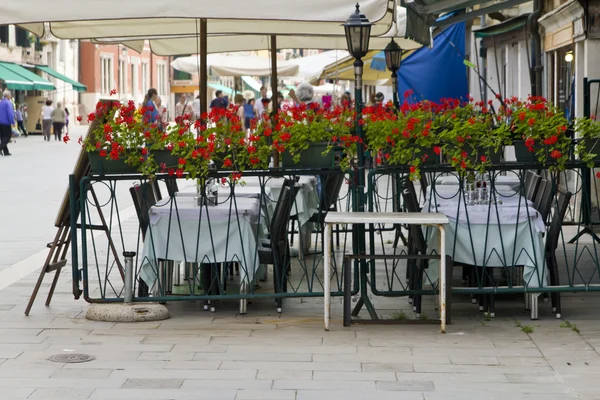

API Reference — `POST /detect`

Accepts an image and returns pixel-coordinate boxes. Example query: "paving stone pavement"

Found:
[3,126,600,399]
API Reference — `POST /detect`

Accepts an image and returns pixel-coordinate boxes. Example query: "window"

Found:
[157,63,167,95]
[141,62,149,95]
[100,55,114,95]
[118,59,126,94]
[130,63,138,96]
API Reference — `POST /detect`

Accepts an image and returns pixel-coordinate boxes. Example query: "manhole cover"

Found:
[47,353,96,363]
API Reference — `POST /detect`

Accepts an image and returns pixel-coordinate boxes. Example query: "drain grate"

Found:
[47,353,96,363]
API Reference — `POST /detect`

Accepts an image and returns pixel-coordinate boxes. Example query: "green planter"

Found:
[87,151,138,175]
[513,140,539,162]
[153,150,181,169]
[579,139,600,162]
[281,142,336,168]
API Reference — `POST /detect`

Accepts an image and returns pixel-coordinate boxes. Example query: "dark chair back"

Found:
[546,189,572,252]
[402,188,427,254]
[165,178,179,197]
[129,182,158,241]
[404,178,421,212]
[152,180,162,202]
[271,178,299,231]
[271,186,294,250]
[525,171,541,201]
[320,173,345,212]
[535,179,554,223]
[533,179,547,211]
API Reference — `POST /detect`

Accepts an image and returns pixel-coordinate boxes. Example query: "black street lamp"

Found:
[344,3,377,320]
[384,39,402,108]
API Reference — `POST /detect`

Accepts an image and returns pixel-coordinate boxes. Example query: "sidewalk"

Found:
[2,126,600,399]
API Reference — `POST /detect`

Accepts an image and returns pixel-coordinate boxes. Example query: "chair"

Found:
[401,186,430,316]
[152,179,162,202]
[290,173,345,251]
[258,186,295,313]
[129,183,160,297]
[534,179,554,223]
[546,189,572,318]
[524,171,541,201]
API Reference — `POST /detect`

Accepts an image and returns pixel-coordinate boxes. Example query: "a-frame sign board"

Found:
[25,101,125,315]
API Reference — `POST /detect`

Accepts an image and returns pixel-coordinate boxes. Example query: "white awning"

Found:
[11,0,397,38]
[171,53,299,77]
[86,6,426,56]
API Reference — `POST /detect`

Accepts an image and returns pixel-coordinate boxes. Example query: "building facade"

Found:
[0,25,81,133]
[79,41,169,121]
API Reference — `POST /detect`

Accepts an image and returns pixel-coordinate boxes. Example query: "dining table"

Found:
[139,195,263,295]
[422,183,547,289]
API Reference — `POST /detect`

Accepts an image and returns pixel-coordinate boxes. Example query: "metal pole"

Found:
[199,19,208,118]
[353,58,377,319]
[270,35,279,167]
[123,251,136,303]
[391,72,399,109]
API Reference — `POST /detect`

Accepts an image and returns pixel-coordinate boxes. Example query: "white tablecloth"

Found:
[436,175,521,190]
[424,195,547,288]
[140,196,262,286]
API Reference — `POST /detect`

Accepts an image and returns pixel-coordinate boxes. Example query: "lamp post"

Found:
[344,3,377,319]
[384,39,402,109]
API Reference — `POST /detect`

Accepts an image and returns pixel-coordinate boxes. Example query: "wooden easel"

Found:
[25,101,125,315]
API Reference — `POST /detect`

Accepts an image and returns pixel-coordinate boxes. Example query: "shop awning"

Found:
[0,63,35,90]
[473,14,530,38]
[0,62,55,91]
[207,82,234,95]
[36,65,87,92]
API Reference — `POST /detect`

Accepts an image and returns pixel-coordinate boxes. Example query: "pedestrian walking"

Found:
[155,96,168,131]
[175,94,193,119]
[209,90,228,112]
[41,100,54,141]
[192,95,201,120]
[0,90,14,156]
[243,98,255,132]
[64,108,70,135]
[51,101,66,141]
[15,104,28,137]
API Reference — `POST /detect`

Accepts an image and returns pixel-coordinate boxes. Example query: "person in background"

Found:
[192,94,201,120]
[374,92,385,107]
[254,86,268,116]
[64,108,70,135]
[234,94,245,121]
[0,90,14,156]
[155,96,168,132]
[41,99,54,141]
[142,88,160,126]
[51,101,66,141]
[209,90,227,112]
[243,98,255,132]
[175,94,193,119]
[15,104,27,137]
[340,92,351,108]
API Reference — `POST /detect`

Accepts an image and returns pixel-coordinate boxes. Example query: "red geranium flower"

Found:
[433,146,441,155]
[99,150,107,157]
[550,150,562,159]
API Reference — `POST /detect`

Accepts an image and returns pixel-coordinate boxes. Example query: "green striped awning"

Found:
[0,63,34,90]
[473,14,529,39]
[207,82,234,95]
[36,65,87,92]
[0,62,55,91]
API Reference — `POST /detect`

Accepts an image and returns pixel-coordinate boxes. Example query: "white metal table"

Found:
[323,212,450,333]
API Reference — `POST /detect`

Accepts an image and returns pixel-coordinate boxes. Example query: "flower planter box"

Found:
[513,140,539,163]
[281,142,336,168]
[87,151,138,175]
[579,139,600,162]
[153,150,181,169]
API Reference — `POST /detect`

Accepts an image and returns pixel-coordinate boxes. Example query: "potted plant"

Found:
[272,103,351,168]
[574,115,600,166]
[509,96,570,169]
[83,97,168,176]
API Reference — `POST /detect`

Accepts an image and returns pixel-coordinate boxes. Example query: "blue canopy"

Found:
[370,22,468,103]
